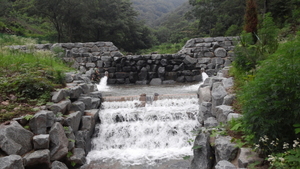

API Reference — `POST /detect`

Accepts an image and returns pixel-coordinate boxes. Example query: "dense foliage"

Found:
[239,34,300,153]
[0,0,156,52]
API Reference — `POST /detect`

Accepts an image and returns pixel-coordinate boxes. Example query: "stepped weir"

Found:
[84,75,206,169]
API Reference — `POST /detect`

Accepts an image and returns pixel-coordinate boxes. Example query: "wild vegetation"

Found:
[227,0,300,168]
[0,34,73,123]
[1,0,300,167]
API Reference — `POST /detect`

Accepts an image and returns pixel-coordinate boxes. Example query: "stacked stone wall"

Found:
[7,36,239,84]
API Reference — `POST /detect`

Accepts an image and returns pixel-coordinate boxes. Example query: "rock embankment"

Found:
[191,67,263,169]
[0,73,102,169]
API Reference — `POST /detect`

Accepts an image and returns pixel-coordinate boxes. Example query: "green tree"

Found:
[240,34,300,154]
[189,0,245,36]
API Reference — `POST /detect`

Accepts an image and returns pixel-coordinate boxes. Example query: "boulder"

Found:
[91,98,101,109]
[78,97,92,110]
[33,134,50,150]
[215,160,237,169]
[69,86,84,100]
[149,78,162,85]
[69,148,86,166]
[214,48,227,57]
[183,55,197,65]
[211,82,227,116]
[0,155,24,169]
[0,121,33,155]
[238,148,263,168]
[64,111,82,132]
[49,100,71,115]
[28,111,48,134]
[23,149,50,168]
[215,136,239,163]
[191,132,213,169]
[204,117,218,128]
[70,101,85,113]
[79,83,90,94]
[198,102,212,123]
[75,130,89,153]
[198,86,211,103]
[215,105,234,123]
[51,161,68,169]
[49,122,69,161]
[52,89,68,103]
[223,77,234,89]
[138,67,148,81]
[222,94,236,106]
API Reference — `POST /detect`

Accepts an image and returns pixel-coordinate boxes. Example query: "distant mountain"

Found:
[152,2,193,28]
[131,0,188,27]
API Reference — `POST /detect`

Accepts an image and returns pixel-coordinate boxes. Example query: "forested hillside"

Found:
[131,0,187,27]
[0,0,299,53]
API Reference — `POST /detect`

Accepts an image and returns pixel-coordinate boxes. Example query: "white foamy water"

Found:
[86,97,200,166]
[96,76,109,91]
[182,72,209,91]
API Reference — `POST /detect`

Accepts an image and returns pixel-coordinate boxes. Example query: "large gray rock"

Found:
[51,161,68,169]
[23,149,50,168]
[64,111,82,132]
[33,134,50,150]
[0,121,33,155]
[69,86,84,100]
[149,78,162,85]
[183,55,197,65]
[75,130,90,153]
[212,82,227,116]
[29,111,47,134]
[238,148,263,168]
[215,160,237,169]
[214,48,227,57]
[198,102,212,124]
[0,155,24,169]
[204,117,218,128]
[223,77,234,89]
[91,98,101,109]
[29,110,55,134]
[78,97,92,110]
[215,136,239,163]
[69,148,86,166]
[70,101,85,113]
[198,86,211,103]
[52,89,68,103]
[191,132,213,169]
[49,100,71,115]
[222,94,236,106]
[215,105,234,124]
[49,122,69,161]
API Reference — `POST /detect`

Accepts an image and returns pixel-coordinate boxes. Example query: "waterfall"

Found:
[96,76,109,92]
[86,96,200,166]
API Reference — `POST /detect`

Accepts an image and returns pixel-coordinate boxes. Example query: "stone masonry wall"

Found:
[7,36,239,84]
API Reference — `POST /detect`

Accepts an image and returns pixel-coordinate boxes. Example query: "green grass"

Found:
[0,34,73,123]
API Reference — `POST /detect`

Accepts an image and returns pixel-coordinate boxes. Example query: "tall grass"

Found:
[0,49,72,75]
[0,33,40,47]
[0,34,73,123]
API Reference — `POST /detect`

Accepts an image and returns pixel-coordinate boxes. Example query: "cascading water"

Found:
[182,72,209,91]
[86,96,200,168]
[86,72,209,168]
[96,76,109,92]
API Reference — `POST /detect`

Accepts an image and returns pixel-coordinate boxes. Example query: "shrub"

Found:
[234,13,278,72]
[239,33,300,154]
